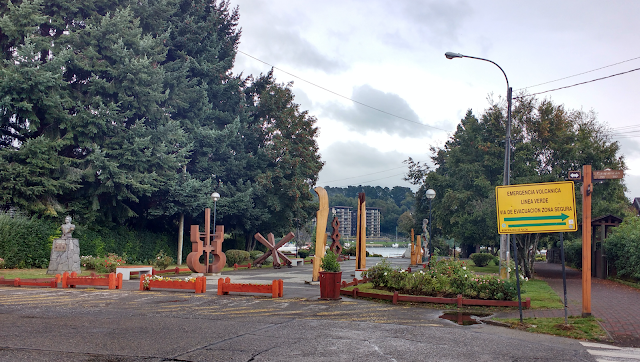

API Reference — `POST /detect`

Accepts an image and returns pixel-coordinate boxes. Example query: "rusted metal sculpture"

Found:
[187,208,226,274]
[355,193,367,271]
[313,187,329,281]
[329,217,343,255]
[253,232,295,268]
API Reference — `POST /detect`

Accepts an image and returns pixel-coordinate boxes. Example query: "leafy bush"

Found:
[0,212,58,268]
[249,250,263,260]
[95,253,126,273]
[81,255,97,269]
[297,249,310,258]
[75,225,178,265]
[563,240,582,269]
[226,249,250,267]
[320,251,340,272]
[606,217,640,281]
[153,250,174,270]
[0,257,5,269]
[470,253,493,267]
[364,258,516,301]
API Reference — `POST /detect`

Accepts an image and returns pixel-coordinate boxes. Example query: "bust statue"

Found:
[61,216,75,239]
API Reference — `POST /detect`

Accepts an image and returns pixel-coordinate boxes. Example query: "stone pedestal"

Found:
[46,238,80,275]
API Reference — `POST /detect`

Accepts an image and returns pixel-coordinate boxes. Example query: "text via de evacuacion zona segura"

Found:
[499,206,574,215]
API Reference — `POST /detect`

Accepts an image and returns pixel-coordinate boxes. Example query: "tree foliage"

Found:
[0,0,323,252]
[409,97,630,277]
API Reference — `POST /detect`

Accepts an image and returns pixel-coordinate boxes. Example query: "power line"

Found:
[330,172,408,188]
[322,165,412,183]
[513,67,640,100]
[516,56,640,91]
[237,50,450,133]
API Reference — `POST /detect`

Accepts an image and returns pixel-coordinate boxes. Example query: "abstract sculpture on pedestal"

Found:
[187,208,226,274]
[253,232,295,268]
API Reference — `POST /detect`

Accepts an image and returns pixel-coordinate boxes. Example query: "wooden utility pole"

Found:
[581,165,592,317]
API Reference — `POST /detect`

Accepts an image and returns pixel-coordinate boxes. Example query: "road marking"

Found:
[581,341,640,361]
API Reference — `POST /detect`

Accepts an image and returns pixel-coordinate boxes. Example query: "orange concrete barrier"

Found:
[217,277,283,298]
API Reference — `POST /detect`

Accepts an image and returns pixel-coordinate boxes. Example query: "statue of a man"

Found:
[61,216,75,239]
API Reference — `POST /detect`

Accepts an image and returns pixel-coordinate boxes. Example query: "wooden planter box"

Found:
[140,277,206,293]
[319,271,342,300]
[217,277,283,298]
[62,272,122,290]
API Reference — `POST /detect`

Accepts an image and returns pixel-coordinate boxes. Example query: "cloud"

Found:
[317,141,425,189]
[322,84,439,138]
[235,2,347,73]
[395,0,473,47]
[617,138,640,158]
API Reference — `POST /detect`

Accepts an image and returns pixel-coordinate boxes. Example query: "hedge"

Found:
[0,213,58,268]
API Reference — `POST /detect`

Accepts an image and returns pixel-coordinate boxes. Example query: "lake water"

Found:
[367,247,407,258]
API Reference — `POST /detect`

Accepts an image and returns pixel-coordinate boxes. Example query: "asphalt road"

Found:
[0,269,599,362]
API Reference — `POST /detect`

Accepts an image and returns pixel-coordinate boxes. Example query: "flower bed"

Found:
[140,274,206,293]
[364,259,518,301]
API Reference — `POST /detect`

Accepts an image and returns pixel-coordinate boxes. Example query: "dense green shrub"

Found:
[225,249,250,266]
[81,255,97,269]
[75,225,179,264]
[563,240,582,269]
[0,213,58,268]
[95,253,126,273]
[470,253,493,267]
[153,250,174,270]
[249,250,263,260]
[297,249,310,258]
[364,258,517,301]
[320,251,340,272]
[606,217,640,281]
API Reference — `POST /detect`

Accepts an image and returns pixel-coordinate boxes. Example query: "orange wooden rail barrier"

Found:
[0,276,58,288]
[217,277,283,298]
[62,271,122,289]
[341,287,531,308]
[139,276,207,293]
[233,263,252,270]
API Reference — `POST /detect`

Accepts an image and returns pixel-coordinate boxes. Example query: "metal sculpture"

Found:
[253,232,295,268]
[329,217,343,255]
[313,187,329,281]
[187,208,226,274]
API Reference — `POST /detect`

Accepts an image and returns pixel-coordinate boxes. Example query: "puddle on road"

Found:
[439,312,492,326]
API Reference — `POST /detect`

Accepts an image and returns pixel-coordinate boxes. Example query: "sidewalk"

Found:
[494,262,640,347]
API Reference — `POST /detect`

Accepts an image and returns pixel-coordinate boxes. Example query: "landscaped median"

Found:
[340,278,531,308]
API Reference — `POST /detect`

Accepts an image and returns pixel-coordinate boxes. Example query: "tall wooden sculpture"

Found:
[313,187,329,282]
[329,217,343,255]
[410,228,415,265]
[355,193,367,271]
[187,208,226,274]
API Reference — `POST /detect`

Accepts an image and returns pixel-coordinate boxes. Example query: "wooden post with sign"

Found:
[581,165,592,317]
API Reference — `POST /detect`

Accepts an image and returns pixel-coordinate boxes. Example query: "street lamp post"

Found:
[425,189,436,263]
[445,51,512,279]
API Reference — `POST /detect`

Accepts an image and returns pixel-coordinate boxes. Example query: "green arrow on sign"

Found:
[507,222,567,228]
[504,213,569,222]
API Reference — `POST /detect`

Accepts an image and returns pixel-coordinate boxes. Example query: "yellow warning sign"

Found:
[496,181,577,234]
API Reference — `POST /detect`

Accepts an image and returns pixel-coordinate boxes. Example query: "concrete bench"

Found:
[289,258,304,267]
[115,266,154,281]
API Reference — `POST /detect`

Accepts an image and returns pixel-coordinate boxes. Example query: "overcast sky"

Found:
[230,0,640,200]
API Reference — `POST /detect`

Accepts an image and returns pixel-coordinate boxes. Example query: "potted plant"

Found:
[319,250,342,300]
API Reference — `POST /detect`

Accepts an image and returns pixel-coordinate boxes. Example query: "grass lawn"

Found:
[495,316,609,342]
[466,259,500,274]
